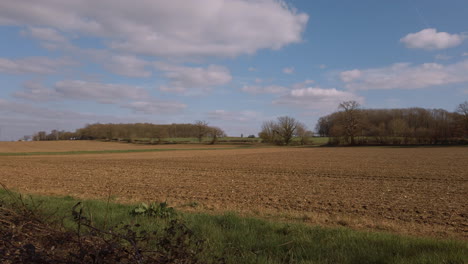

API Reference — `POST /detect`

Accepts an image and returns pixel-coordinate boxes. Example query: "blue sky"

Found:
[0,0,467,140]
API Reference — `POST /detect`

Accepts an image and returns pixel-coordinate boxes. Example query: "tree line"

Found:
[30,101,468,146]
[32,121,226,144]
[315,101,468,145]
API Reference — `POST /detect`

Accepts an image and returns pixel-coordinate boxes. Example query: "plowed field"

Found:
[0,140,231,153]
[0,142,467,239]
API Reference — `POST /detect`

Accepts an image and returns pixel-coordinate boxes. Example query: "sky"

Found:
[0,0,467,140]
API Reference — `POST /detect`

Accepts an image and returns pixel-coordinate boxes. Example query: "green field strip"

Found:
[0,146,257,156]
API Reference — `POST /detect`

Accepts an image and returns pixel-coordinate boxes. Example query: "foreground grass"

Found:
[0,190,466,264]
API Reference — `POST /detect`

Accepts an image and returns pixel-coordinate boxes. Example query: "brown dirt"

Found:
[0,144,467,240]
[0,140,238,153]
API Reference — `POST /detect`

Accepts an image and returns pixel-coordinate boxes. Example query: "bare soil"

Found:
[0,140,237,153]
[0,142,466,239]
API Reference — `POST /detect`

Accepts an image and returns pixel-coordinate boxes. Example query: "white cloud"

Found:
[207,110,262,122]
[319,64,327,69]
[340,69,362,83]
[248,67,257,72]
[121,100,186,114]
[0,98,170,140]
[13,80,60,101]
[0,56,76,74]
[241,85,288,94]
[155,63,232,94]
[0,98,98,120]
[0,0,308,57]
[12,80,189,115]
[241,79,314,95]
[463,52,468,56]
[104,55,151,78]
[292,79,315,89]
[21,27,68,43]
[340,59,468,90]
[54,80,149,103]
[283,67,295,74]
[434,54,452,61]
[400,28,465,50]
[273,87,364,110]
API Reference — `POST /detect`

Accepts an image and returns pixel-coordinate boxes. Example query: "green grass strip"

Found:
[0,146,256,156]
[0,190,466,264]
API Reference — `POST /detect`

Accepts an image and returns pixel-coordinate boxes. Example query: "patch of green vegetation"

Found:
[0,190,466,264]
[130,202,177,218]
[0,146,252,156]
[132,136,262,144]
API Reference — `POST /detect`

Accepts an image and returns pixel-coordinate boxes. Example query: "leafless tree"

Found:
[276,116,300,145]
[338,101,361,145]
[259,116,304,145]
[194,120,209,143]
[152,127,169,144]
[456,101,468,137]
[209,127,226,144]
[296,123,313,145]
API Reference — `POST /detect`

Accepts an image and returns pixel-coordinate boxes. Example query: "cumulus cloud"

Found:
[0,0,308,57]
[54,80,149,103]
[11,79,187,117]
[15,79,151,103]
[0,98,169,140]
[340,69,362,83]
[241,80,314,95]
[0,56,76,74]
[0,98,98,120]
[121,100,186,114]
[104,55,151,78]
[13,80,60,101]
[434,54,452,61]
[155,63,232,94]
[207,110,262,122]
[21,27,68,43]
[400,28,465,50]
[340,59,468,90]
[273,87,364,110]
[283,67,295,74]
[241,85,288,94]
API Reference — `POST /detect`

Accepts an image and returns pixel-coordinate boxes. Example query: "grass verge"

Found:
[0,190,466,264]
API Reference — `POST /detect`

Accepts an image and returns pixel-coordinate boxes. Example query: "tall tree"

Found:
[276,116,300,145]
[259,116,303,145]
[208,127,225,144]
[456,101,468,137]
[338,101,361,145]
[194,120,209,143]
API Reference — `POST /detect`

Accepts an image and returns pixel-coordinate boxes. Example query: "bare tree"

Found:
[276,116,300,145]
[296,123,313,145]
[259,116,303,145]
[152,127,169,144]
[338,101,361,145]
[456,101,468,137]
[194,120,209,143]
[259,120,280,143]
[209,127,226,144]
